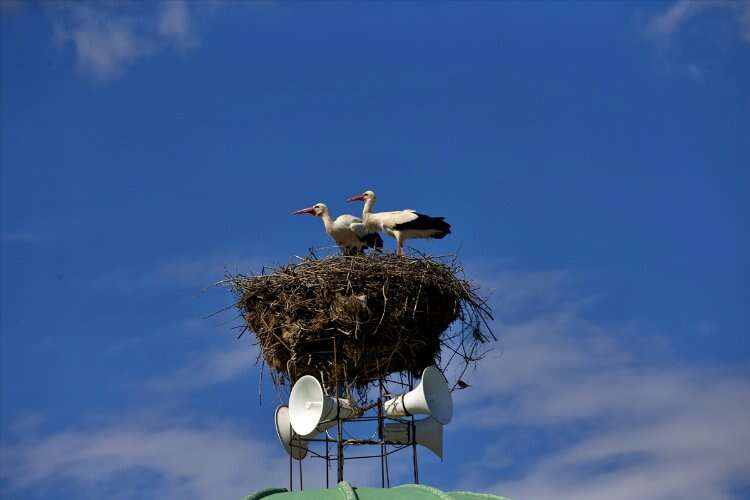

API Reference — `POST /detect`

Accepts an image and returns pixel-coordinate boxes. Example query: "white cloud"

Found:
[0,336,390,498]
[86,253,270,295]
[0,0,23,13]
[451,270,750,500]
[687,63,702,80]
[1,416,287,500]
[0,231,54,243]
[647,0,750,44]
[53,1,198,81]
[53,4,143,81]
[1,412,405,498]
[464,262,573,319]
[741,3,750,42]
[147,343,257,393]
[647,0,714,37]
[7,414,46,436]
[150,254,274,288]
[158,0,194,47]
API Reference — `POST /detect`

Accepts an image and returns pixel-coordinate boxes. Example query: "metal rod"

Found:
[306,445,411,461]
[385,376,391,488]
[288,420,293,491]
[325,438,330,488]
[334,337,344,483]
[379,378,385,489]
[409,372,419,484]
[332,444,413,460]
[412,413,419,484]
[340,439,382,445]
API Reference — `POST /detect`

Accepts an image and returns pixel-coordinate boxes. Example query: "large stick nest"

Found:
[227,254,494,393]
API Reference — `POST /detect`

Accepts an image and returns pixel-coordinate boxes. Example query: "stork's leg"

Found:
[396,236,404,257]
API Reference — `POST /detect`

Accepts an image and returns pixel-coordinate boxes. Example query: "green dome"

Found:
[243,481,509,500]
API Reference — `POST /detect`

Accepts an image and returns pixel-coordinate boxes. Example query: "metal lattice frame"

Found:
[283,336,427,490]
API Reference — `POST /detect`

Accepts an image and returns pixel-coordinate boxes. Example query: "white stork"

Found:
[293,202,383,255]
[346,190,451,256]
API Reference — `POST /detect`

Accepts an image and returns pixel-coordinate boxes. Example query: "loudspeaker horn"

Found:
[383,416,444,460]
[274,405,318,460]
[383,366,453,424]
[289,375,356,436]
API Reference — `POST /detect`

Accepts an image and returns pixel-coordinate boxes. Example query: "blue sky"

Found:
[1,1,748,499]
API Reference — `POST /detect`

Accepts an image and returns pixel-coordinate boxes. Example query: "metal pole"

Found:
[379,378,385,488]
[336,410,344,483]
[334,337,344,483]
[288,421,293,491]
[411,413,419,484]
[409,373,419,484]
[325,438,330,488]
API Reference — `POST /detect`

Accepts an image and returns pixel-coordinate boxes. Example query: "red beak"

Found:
[346,193,366,202]
[292,207,316,215]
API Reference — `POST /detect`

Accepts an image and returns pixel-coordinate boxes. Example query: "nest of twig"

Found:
[227,254,494,393]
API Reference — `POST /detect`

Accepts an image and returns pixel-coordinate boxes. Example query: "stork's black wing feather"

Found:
[393,213,451,236]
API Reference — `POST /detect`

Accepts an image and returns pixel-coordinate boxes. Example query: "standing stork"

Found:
[346,190,451,256]
[293,202,383,255]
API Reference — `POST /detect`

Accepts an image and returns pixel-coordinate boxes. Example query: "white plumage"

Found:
[347,190,451,256]
[293,202,383,255]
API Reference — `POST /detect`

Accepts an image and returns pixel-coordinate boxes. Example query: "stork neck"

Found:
[320,212,334,232]
[361,198,375,221]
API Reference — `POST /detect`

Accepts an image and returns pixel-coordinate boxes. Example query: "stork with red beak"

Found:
[346,190,451,256]
[293,202,383,255]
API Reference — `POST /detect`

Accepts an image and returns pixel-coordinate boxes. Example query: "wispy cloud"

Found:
[647,0,715,37]
[0,231,55,243]
[150,254,273,288]
[0,331,381,498]
[1,411,400,498]
[464,261,573,320]
[647,0,750,44]
[146,343,257,393]
[89,253,271,293]
[52,1,198,81]
[741,2,750,43]
[1,415,287,500]
[687,62,703,81]
[158,0,195,48]
[452,269,750,500]
[0,0,23,13]
[645,0,750,80]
